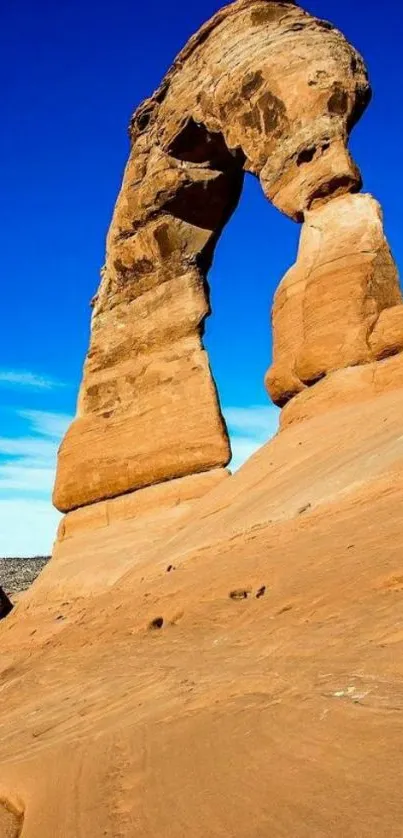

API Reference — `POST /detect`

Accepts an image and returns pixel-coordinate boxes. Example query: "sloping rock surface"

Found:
[2,389,403,836]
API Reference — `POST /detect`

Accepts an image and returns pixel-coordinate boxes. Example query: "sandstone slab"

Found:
[280,353,403,428]
[57,469,229,541]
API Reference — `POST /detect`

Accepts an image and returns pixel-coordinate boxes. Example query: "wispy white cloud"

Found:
[223,404,279,472]
[0,411,72,494]
[0,370,65,390]
[0,409,73,555]
[17,410,72,439]
[225,405,279,437]
[0,464,56,493]
[0,437,57,460]
[0,499,60,557]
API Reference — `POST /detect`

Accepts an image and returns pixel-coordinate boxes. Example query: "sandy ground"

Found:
[1,388,403,836]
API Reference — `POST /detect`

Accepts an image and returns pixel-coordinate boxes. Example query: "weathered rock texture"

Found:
[57,469,229,543]
[0,802,21,838]
[5,387,403,837]
[3,4,403,837]
[53,0,373,514]
[266,194,402,405]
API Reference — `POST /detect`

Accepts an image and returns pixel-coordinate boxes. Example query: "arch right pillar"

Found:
[266,192,403,423]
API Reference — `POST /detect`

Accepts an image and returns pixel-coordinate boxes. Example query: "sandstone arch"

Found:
[54,0,401,517]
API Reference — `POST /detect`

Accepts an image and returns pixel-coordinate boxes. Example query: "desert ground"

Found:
[2,388,403,836]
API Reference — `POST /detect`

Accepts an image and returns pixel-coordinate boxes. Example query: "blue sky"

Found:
[1,0,402,555]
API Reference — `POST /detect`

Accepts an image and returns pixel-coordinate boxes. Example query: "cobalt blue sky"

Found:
[1,0,402,554]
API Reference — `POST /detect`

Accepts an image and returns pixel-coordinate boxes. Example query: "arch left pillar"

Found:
[54,136,243,513]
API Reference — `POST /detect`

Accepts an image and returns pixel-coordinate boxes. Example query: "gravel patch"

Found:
[0,557,50,597]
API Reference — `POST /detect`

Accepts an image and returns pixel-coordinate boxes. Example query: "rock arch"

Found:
[54,0,401,517]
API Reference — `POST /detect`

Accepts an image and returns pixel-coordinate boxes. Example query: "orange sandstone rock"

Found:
[369,305,403,360]
[296,194,401,384]
[267,194,401,406]
[54,0,371,513]
[280,353,403,429]
[57,469,229,542]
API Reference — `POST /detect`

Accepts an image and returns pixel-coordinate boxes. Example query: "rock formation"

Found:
[53,0,383,522]
[2,4,403,837]
[266,193,402,406]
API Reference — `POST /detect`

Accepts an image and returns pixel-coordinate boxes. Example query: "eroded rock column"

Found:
[266,194,402,407]
[53,142,242,512]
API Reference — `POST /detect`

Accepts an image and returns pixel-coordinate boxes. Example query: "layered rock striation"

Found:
[266,194,402,408]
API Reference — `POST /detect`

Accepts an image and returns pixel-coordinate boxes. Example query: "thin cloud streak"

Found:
[223,404,280,472]
[0,437,58,460]
[18,410,73,439]
[0,410,73,497]
[0,408,72,554]
[224,405,280,436]
[0,465,56,493]
[0,499,61,557]
[0,370,65,390]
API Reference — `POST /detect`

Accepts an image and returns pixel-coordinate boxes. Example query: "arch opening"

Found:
[204,172,298,468]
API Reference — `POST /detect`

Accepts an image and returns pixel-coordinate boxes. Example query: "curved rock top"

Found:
[129,0,368,221]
